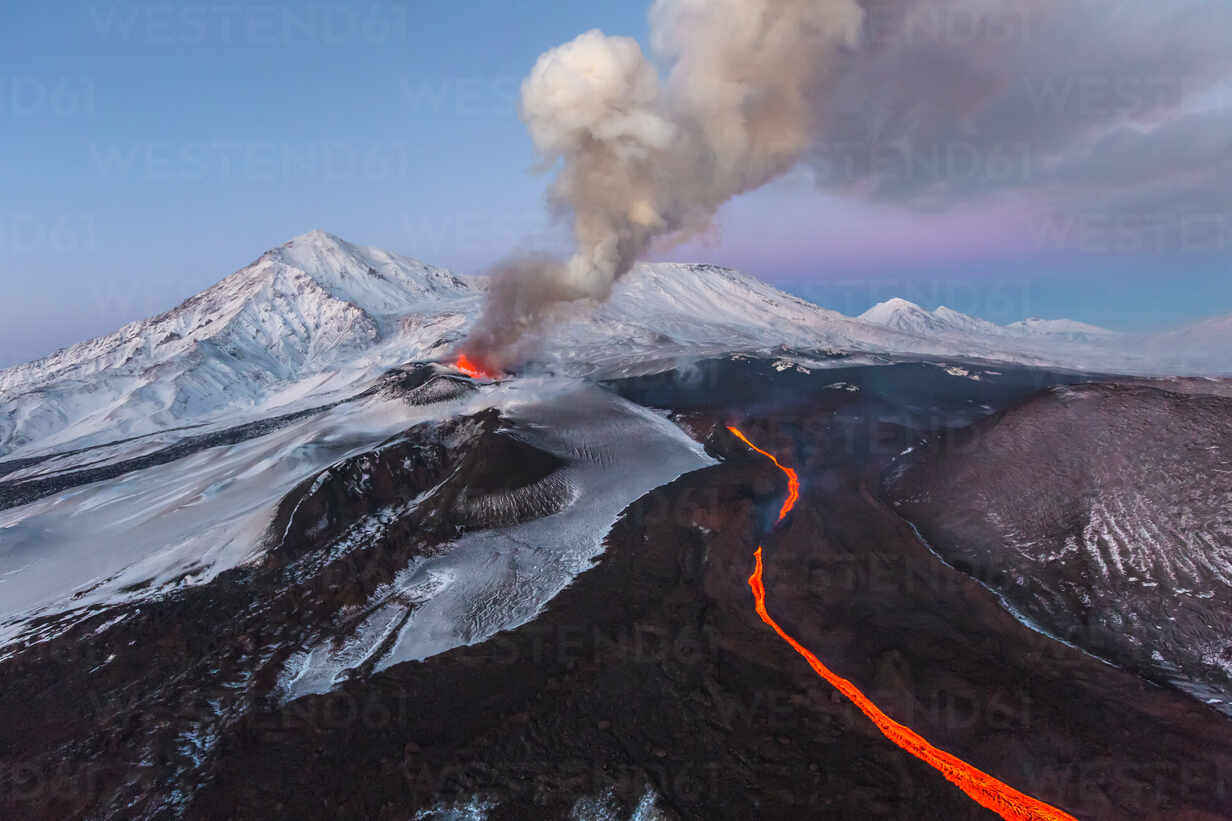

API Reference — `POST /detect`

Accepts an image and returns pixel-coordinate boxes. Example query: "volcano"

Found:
[2,233,1231,820]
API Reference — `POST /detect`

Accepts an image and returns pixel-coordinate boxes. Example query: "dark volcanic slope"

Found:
[889,382,1232,713]
[0,407,564,819]
[5,363,1232,820]
[190,417,1232,820]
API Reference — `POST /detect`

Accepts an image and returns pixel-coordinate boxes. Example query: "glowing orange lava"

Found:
[729,426,1076,821]
[726,426,799,521]
[454,354,496,380]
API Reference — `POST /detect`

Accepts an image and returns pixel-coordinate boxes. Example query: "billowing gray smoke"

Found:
[461,0,1232,369]
[461,0,864,369]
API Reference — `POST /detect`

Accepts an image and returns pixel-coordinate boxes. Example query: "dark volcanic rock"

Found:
[5,364,1232,821]
[889,382,1232,713]
[268,406,571,563]
[376,362,478,405]
[189,415,1232,820]
[0,407,572,819]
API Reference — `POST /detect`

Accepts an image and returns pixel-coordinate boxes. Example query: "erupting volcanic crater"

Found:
[454,353,501,381]
[3,237,1230,820]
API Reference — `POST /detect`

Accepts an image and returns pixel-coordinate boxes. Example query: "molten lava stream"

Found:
[726,426,798,522]
[727,426,1077,821]
[454,354,497,380]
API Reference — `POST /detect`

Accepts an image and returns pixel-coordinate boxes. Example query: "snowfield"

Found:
[0,390,446,653]
[278,382,714,700]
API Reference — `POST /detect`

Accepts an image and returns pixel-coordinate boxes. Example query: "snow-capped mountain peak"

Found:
[0,232,479,457]
[860,297,920,320]
[859,298,998,337]
[260,230,472,317]
[860,298,933,330]
[859,298,1121,345]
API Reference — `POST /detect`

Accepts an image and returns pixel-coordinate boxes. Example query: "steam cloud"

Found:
[462,0,864,368]
[461,0,1232,369]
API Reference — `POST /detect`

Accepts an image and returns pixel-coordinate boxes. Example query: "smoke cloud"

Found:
[462,0,1232,368]
[462,0,864,368]
[808,0,1232,206]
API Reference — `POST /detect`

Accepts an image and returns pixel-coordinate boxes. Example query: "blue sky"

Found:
[2,0,1229,367]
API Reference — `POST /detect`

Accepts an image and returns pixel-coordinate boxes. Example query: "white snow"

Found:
[0,230,478,459]
[0,390,469,653]
[571,786,665,821]
[413,796,498,820]
[278,381,715,700]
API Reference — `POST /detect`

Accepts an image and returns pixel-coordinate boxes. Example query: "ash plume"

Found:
[461,0,864,369]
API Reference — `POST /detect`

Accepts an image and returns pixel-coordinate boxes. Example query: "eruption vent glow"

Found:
[454,354,498,380]
[729,426,1077,821]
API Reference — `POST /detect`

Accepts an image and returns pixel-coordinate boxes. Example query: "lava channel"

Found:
[728,425,1077,821]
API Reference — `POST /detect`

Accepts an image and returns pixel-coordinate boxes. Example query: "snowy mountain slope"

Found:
[932,305,1009,338]
[279,382,714,700]
[1154,312,1232,346]
[536,264,1084,377]
[0,247,1036,460]
[541,264,913,375]
[2,230,1221,461]
[1005,317,1123,344]
[0,231,479,458]
[1145,313,1232,374]
[0,389,447,651]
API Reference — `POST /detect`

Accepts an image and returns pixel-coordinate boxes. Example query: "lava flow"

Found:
[726,426,798,522]
[728,426,1077,821]
[454,353,497,380]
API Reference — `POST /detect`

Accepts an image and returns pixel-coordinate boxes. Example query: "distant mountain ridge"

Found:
[858,297,1122,344]
[1,231,1225,459]
[1150,312,1232,350]
[854,296,1228,373]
